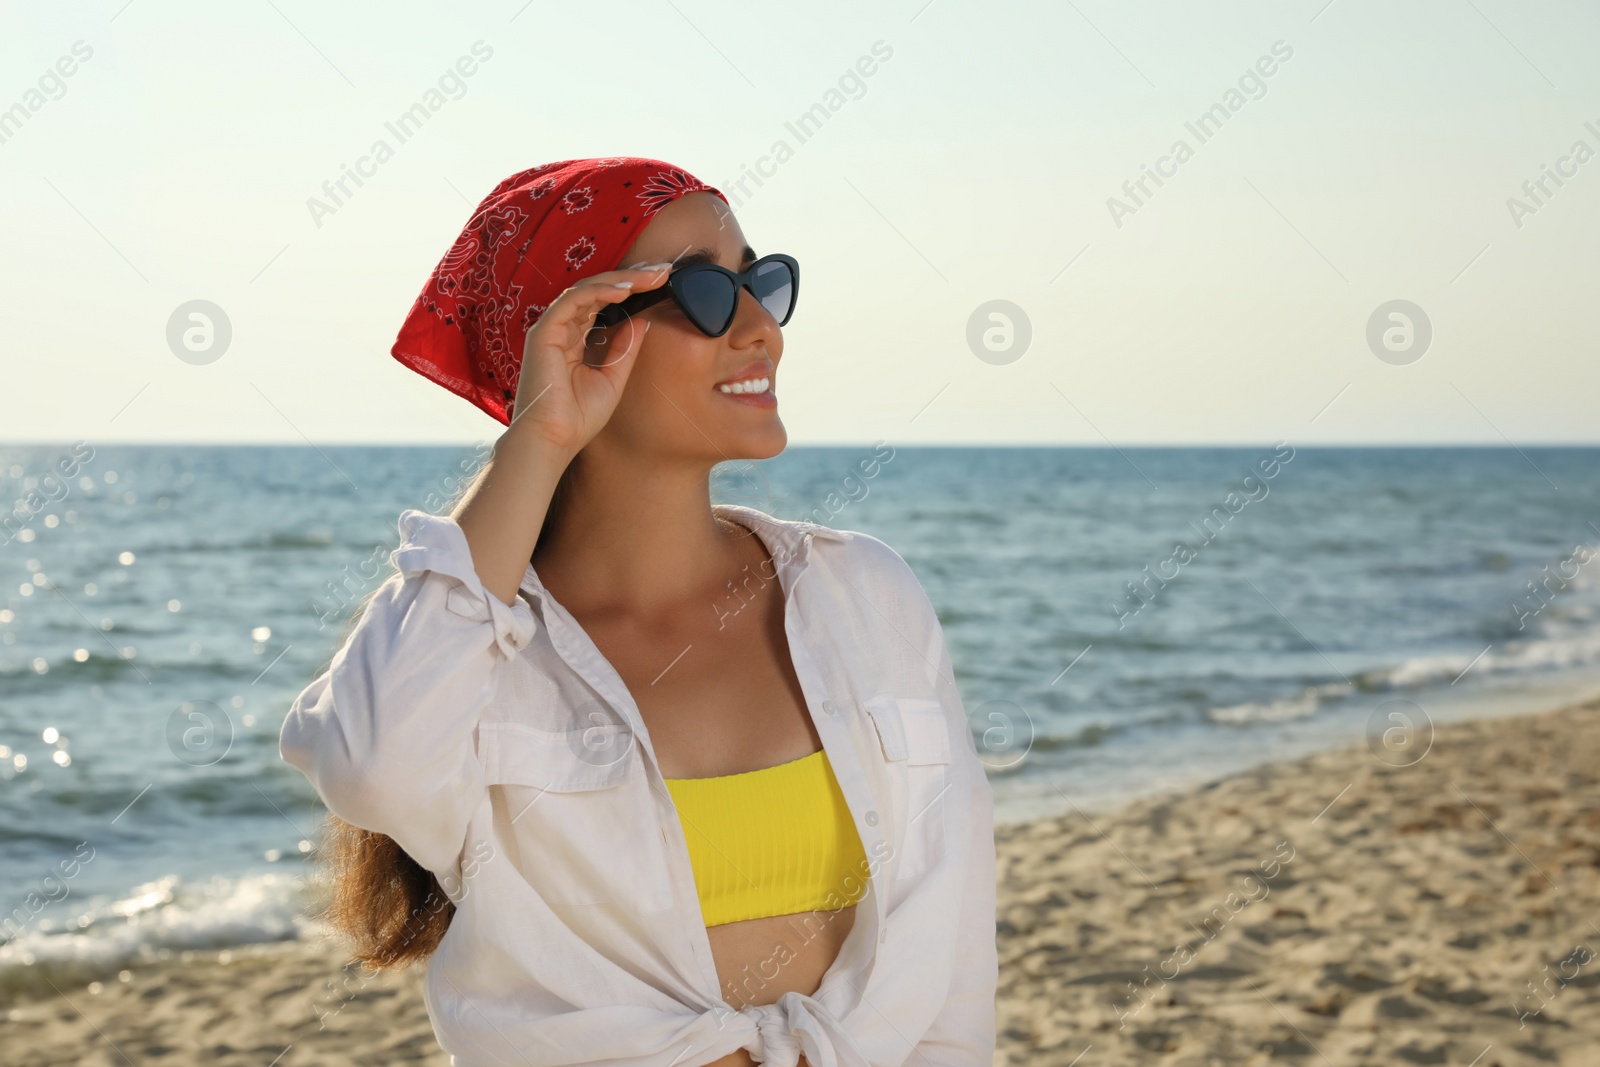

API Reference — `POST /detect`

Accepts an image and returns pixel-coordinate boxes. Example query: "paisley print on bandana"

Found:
[390,157,726,425]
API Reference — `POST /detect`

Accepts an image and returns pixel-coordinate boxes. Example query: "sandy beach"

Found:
[994,696,1600,1066]
[4,698,1597,1066]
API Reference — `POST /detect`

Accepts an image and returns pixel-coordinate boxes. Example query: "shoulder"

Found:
[715,503,935,625]
[806,523,940,635]
[812,523,914,583]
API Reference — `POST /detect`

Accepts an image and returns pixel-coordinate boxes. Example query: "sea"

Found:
[2,443,1598,992]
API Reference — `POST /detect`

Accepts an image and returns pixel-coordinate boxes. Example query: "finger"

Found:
[539,268,671,339]
[601,319,649,386]
[570,263,675,301]
[603,318,649,377]
[585,316,649,372]
[525,265,673,376]
[621,260,676,277]
[582,262,673,285]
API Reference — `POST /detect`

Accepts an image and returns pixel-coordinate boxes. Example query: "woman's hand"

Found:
[507,262,672,454]
[450,262,672,604]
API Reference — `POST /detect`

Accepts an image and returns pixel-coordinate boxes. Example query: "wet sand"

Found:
[4,698,1597,1065]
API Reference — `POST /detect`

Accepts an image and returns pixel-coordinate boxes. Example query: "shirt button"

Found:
[864,809,878,826]
[822,700,837,716]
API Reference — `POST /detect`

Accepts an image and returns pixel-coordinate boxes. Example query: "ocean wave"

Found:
[1207,682,1351,725]
[134,529,346,555]
[0,654,156,685]
[1208,691,1319,725]
[1028,723,1118,751]
[0,652,285,687]
[906,509,1005,526]
[1371,631,1600,690]
[1207,627,1600,725]
[0,870,320,997]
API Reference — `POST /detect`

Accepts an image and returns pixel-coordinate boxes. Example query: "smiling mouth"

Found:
[715,376,771,395]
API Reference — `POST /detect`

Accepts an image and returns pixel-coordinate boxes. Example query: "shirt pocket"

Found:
[479,721,674,912]
[863,693,953,888]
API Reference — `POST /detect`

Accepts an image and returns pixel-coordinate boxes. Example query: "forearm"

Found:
[451,420,574,606]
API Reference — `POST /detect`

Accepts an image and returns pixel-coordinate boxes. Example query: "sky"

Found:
[2,0,1596,445]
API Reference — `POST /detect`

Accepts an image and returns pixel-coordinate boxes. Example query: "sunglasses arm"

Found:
[593,288,673,330]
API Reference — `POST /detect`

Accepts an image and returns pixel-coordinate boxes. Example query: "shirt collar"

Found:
[516,504,854,603]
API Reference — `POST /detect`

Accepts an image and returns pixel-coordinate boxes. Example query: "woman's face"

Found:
[589,191,788,465]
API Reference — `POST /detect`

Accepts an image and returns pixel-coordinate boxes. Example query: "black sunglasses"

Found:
[592,253,799,338]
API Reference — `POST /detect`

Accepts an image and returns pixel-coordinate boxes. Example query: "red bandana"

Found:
[390,157,727,426]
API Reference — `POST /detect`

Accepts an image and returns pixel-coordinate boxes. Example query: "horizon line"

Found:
[3,440,1600,450]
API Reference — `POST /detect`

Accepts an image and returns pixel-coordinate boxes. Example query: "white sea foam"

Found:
[1207,627,1600,725]
[1375,631,1600,691]
[1208,690,1322,725]
[0,870,323,990]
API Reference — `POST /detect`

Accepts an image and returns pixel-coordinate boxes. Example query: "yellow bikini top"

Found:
[663,747,871,927]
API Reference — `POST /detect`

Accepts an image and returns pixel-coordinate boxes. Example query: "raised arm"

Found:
[455,259,672,604]
[278,260,672,877]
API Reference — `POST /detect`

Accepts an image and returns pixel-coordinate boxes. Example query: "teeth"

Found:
[717,376,771,395]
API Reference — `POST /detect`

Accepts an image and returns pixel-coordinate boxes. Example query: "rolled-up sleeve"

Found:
[911,606,1000,1064]
[279,509,538,878]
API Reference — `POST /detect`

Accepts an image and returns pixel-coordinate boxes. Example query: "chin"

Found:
[733,421,788,461]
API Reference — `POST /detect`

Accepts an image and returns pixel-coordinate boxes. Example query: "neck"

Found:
[531,449,747,617]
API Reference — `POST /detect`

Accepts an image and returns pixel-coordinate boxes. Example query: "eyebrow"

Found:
[671,245,758,269]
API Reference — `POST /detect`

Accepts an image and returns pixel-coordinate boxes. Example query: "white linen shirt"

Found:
[278,503,997,1067]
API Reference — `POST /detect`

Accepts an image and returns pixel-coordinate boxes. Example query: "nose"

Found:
[726,283,782,351]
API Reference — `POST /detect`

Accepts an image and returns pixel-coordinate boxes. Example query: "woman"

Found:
[279,157,997,1067]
